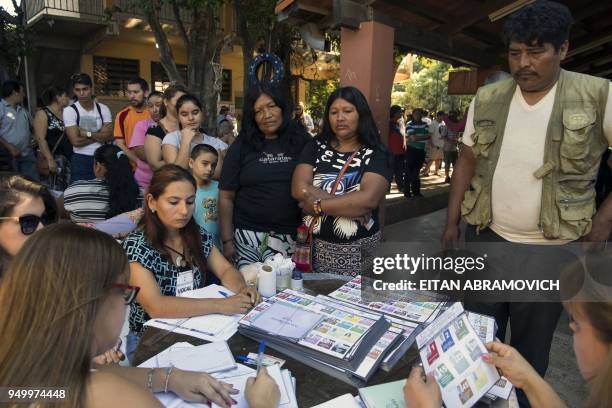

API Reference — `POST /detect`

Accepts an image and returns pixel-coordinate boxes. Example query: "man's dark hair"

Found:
[128,77,149,92]
[1,80,23,99]
[502,0,573,51]
[70,73,93,87]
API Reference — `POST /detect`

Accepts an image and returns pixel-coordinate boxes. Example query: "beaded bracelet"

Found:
[164,366,174,393]
[313,198,324,216]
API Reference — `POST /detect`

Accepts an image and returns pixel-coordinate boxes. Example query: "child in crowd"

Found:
[189,144,221,249]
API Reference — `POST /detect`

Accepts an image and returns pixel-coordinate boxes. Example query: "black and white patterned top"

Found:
[298,138,393,243]
[122,227,219,335]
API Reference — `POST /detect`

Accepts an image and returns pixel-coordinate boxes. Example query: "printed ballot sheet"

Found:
[416,303,500,408]
[250,301,323,340]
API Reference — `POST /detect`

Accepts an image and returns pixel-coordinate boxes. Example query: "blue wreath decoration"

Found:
[247,53,285,87]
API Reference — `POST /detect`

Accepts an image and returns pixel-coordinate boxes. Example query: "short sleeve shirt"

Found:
[146,124,167,140]
[219,133,310,234]
[298,139,393,243]
[63,101,112,156]
[162,130,228,154]
[122,228,217,335]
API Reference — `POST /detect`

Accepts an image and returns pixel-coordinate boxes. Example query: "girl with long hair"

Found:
[218,85,310,267]
[0,223,242,408]
[123,164,259,361]
[0,173,57,276]
[161,94,227,173]
[145,84,187,171]
[130,91,163,189]
[292,86,393,276]
[63,144,141,223]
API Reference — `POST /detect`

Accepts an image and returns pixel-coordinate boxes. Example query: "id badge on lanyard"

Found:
[176,270,194,295]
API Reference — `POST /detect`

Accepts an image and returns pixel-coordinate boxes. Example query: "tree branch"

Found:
[145,1,183,84]
[170,0,189,48]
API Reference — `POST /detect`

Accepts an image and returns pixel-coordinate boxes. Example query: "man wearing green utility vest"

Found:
[442,1,612,405]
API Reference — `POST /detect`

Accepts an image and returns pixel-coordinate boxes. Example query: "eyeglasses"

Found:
[0,214,44,235]
[112,283,140,305]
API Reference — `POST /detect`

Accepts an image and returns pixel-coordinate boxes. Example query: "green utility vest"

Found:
[461,69,609,240]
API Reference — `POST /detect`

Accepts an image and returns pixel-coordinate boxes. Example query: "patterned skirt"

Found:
[312,232,381,277]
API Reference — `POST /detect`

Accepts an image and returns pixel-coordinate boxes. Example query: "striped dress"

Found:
[64,179,142,223]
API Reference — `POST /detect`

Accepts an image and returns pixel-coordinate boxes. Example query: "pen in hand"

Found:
[257,340,266,372]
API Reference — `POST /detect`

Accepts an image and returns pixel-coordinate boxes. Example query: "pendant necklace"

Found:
[164,244,187,268]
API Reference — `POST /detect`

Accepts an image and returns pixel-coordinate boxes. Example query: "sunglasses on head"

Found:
[111,283,140,305]
[0,214,48,235]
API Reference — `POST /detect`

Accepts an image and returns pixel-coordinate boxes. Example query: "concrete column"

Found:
[340,21,394,144]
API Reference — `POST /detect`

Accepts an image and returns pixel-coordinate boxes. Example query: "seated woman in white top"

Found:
[63,144,142,223]
[162,94,227,178]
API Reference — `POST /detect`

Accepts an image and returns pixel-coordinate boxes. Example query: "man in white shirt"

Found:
[64,73,113,182]
[423,111,447,176]
[441,2,612,405]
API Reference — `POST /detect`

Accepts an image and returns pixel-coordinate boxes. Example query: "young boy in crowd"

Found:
[189,144,221,249]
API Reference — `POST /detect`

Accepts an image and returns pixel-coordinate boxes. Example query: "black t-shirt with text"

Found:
[219,133,309,234]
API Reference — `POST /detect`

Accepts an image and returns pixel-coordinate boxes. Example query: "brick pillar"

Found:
[340,21,395,144]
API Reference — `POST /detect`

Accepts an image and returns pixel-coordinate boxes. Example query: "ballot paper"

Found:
[138,342,235,374]
[312,393,362,408]
[249,301,323,341]
[143,285,242,341]
[416,303,500,408]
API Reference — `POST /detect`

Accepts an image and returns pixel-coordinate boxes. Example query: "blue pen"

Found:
[236,355,259,366]
[257,341,266,371]
[218,290,229,298]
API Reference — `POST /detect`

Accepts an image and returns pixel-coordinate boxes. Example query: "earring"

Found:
[151,208,156,213]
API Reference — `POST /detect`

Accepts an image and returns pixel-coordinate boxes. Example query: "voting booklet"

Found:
[328,276,446,324]
[416,303,500,408]
[358,380,405,408]
[239,289,390,370]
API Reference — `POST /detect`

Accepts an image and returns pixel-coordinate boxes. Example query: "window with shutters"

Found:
[93,57,140,97]
[151,62,188,92]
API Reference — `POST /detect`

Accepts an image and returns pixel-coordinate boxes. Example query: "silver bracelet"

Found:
[164,366,174,393]
[146,368,155,393]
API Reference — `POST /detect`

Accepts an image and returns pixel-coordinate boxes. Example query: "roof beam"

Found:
[438,0,512,35]
[591,61,612,78]
[331,0,370,30]
[566,29,612,58]
[564,45,612,72]
[373,9,502,67]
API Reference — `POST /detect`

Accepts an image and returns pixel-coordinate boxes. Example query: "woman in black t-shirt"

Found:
[219,85,310,268]
[292,86,393,276]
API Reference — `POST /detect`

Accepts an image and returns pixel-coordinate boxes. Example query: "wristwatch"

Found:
[86,131,92,138]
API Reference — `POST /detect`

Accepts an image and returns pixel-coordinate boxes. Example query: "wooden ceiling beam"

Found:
[438,0,512,35]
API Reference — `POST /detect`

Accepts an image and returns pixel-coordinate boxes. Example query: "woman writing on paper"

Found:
[292,86,392,276]
[122,164,260,362]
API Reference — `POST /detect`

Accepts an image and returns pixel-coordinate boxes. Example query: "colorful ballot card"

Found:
[416,303,500,408]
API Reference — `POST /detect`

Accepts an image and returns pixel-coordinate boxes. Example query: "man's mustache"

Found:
[514,70,538,77]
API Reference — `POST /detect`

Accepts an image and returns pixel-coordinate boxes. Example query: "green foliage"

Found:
[306,78,339,122]
[0,6,30,80]
[392,56,472,114]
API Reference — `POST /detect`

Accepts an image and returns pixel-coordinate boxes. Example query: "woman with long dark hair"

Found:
[145,84,187,171]
[219,85,310,267]
[63,144,141,223]
[292,86,393,276]
[122,164,259,361]
[161,94,227,172]
[0,223,243,408]
[33,86,72,187]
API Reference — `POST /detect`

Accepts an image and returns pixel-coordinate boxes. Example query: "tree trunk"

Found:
[145,2,184,84]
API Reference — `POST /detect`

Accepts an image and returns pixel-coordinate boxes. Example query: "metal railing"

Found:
[114,0,192,23]
[25,0,106,24]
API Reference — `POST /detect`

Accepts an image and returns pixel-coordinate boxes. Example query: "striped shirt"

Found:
[406,120,431,150]
[64,179,142,223]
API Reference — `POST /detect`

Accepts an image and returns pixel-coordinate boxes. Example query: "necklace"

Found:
[164,244,188,268]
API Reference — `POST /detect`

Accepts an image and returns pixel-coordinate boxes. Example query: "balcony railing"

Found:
[25,0,106,25]
[114,0,192,23]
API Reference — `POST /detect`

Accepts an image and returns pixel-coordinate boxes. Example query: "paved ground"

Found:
[384,209,588,407]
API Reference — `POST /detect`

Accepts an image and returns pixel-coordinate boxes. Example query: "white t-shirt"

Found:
[162,129,228,154]
[463,83,612,244]
[431,119,447,148]
[63,101,112,156]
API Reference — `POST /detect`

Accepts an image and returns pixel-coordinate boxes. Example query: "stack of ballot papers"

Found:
[144,285,242,341]
[312,394,365,408]
[139,342,298,408]
[328,276,446,324]
[238,289,390,372]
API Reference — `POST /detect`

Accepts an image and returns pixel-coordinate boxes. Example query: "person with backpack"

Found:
[63,73,113,182]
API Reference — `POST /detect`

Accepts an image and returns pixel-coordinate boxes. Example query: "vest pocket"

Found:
[559,109,596,174]
[556,185,595,238]
[472,125,497,158]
